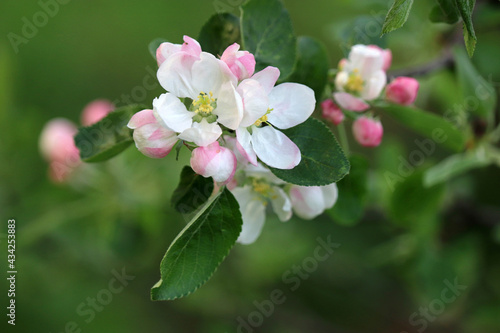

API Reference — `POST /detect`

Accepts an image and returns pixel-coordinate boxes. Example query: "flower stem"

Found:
[337,121,350,156]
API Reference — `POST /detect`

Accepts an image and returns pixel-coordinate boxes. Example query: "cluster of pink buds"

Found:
[321,44,419,147]
[39,100,114,182]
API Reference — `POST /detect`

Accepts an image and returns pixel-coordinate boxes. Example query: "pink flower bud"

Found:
[221,43,256,81]
[127,109,178,158]
[321,99,344,125]
[338,58,348,70]
[368,45,392,71]
[352,116,383,147]
[190,141,237,183]
[385,76,419,105]
[39,118,81,182]
[80,99,114,126]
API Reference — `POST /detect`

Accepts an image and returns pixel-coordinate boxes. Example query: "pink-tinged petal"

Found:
[232,186,266,245]
[368,45,392,71]
[267,83,315,129]
[214,81,243,130]
[333,92,370,112]
[236,127,257,166]
[80,99,114,126]
[181,35,202,58]
[361,70,386,101]
[156,42,182,67]
[178,119,222,147]
[352,116,383,147]
[270,187,292,222]
[251,126,301,169]
[153,93,192,133]
[347,45,384,77]
[221,43,256,81]
[338,58,348,70]
[39,118,80,164]
[157,52,199,98]
[250,66,280,95]
[386,76,419,105]
[236,79,269,127]
[190,141,237,183]
[127,109,156,129]
[321,99,344,125]
[132,123,177,158]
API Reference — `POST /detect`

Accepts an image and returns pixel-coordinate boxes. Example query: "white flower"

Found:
[235,66,316,169]
[289,183,339,219]
[230,163,292,244]
[154,36,244,147]
[334,44,387,111]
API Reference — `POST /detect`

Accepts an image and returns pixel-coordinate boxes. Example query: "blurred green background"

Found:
[1,0,500,332]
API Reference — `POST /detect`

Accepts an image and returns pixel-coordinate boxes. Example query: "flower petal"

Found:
[267,83,315,129]
[361,70,386,101]
[236,127,257,166]
[251,126,301,169]
[232,186,266,245]
[157,52,199,98]
[191,53,235,98]
[237,79,269,127]
[214,81,243,130]
[190,141,236,183]
[178,118,222,147]
[251,66,280,95]
[333,92,370,112]
[153,93,192,132]
[270,187,292,222]
[321,183,339,209]
[127,109,156,129]
[180,35,202,57]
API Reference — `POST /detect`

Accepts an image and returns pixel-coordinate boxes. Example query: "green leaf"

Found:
[423,150,491,187]
[241,0,296,79]
[429,0,460,24]
[171,166,215,214]
[454,47,497,121]
[455,0,477,57]
[148,38,168,60]
[329,155,369,226]
[74,105,144,163]
[286,36,329,101]
[381,0,414,35]
[269,118,350,186]
[198,13,241,56]
[376,102,467,152]
[151,188,242,301]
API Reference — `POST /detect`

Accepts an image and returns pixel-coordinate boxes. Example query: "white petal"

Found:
[237,79,269,127]
[251,66,280,95]
[191,53,233,97]
[361,70,386,101]
[244,162,285,185]
[251,126,301,169]
[270,187,292,222]
[267,83,315,129]
[214,81,243,130]
[236,127,257,166]
[153,93,192,132]
[178,119,222,146]
[335,71,348,91]
[321,183,339,209]
[290,186,325,219]
[232,186,266,245]
[157,52,199,98]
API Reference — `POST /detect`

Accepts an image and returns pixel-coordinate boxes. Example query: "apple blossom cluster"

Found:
[39,100,114,182]
[127,36,338,244]
[321,44,420,147]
